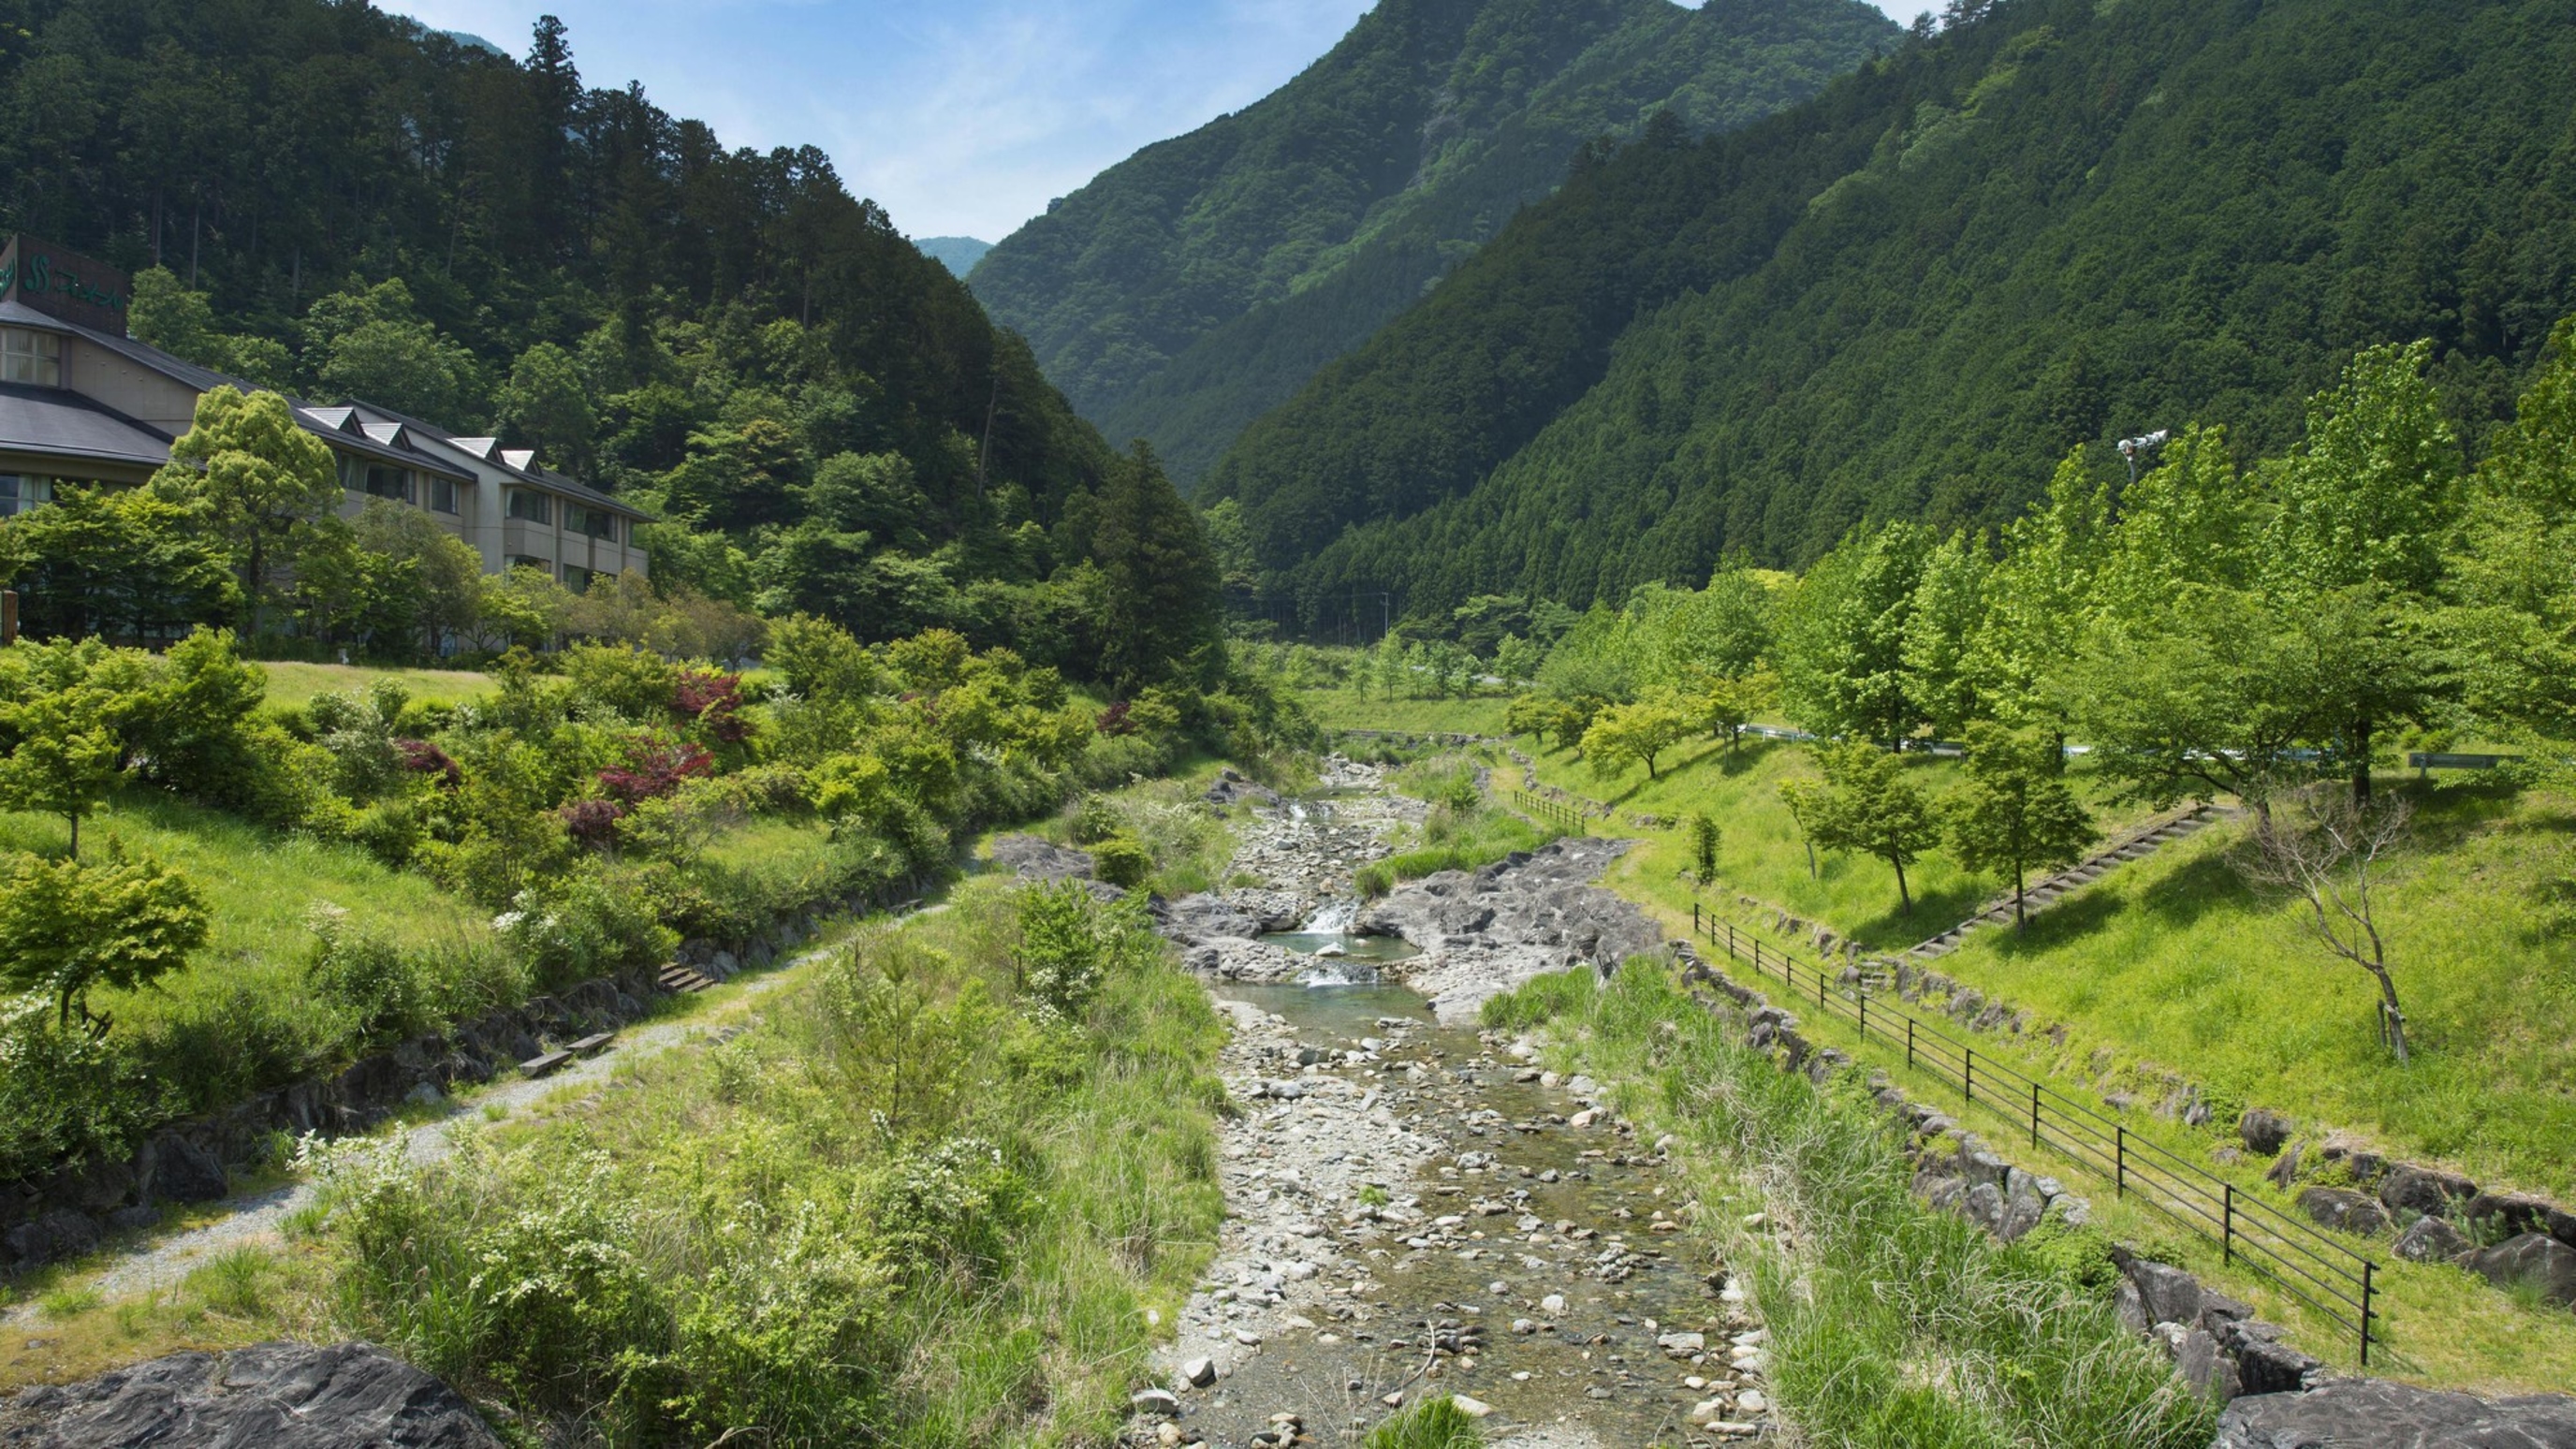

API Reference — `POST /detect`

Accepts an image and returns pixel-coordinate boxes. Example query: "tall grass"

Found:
[1485,963,2218,1449]
[316,879,1226,1445]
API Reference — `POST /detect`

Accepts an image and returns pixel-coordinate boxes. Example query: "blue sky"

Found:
[391,0,1933,244]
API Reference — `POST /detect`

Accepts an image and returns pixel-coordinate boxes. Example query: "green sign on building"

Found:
[1,236,132,338]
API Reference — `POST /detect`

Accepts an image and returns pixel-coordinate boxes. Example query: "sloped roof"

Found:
[344,401,656,522]
[0,382,175,470]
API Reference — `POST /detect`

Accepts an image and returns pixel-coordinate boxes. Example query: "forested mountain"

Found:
[968,0,1901,487]
[1207,0,2576,625]
[917,236,991,278]
[0,1,1218,681]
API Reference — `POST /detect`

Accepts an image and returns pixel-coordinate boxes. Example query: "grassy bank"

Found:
[1668,910,2576,1394]
[1303,688,1513,738]
[1316,690,2576,1206]
[13,877,1229,1443]
[1485,964,2219,1448]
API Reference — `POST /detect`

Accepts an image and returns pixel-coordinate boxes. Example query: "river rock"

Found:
[2296,1186,2389,1237]
[0,1341,502,1447]
[2378,1164,2476,1217]
[2238,1108,2292,1157]
[2214,1378,2576,1448]
[988,834,1096,883]
[2393,1214,2473,1264]
[2462,1234,2576,1307]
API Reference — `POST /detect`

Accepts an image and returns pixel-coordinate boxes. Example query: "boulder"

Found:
[2465,1193,2552,1242]
[2393,1215,2473,1265]
[2263,1143,2304,1191]
[139,1133,229,1205]
[2229,1336,2323,1398]
[2377,1164,2476,1217]
[4,1208,101,1266]
[2121,1258,2203,1330]
[988,834,1096,883]
[2238,1108,2292,1157]
[0,1340,501,1447]
[2170,1327,2238,1403]
[2215,1378,2576,1449]
[2463,1234,2576,1308]
[2296,1186,2390,1237]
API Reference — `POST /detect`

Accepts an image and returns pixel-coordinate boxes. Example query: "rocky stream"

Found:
[1132,760,1770,1449]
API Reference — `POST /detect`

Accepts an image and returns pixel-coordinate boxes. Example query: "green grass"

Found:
[1302,688,1512,738]
[1515,733,2084,952]
[1488,964,2219,1448]
[254,661,494,709]
[1365,1397,1485,1448]
[0,790,493,1088]
[1677,912,2576,1395]
[301,878,1227,1443]
[1923,780,2576,1200]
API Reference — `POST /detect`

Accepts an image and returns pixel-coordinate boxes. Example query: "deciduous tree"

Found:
[1804,740,1940,915]
[1946,722,2096,927]
[0,843,210,1033]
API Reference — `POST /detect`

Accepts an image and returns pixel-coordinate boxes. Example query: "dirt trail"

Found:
[1132,766,1776,1449]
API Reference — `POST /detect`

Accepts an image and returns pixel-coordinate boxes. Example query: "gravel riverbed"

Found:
[1133,765,1775,1449]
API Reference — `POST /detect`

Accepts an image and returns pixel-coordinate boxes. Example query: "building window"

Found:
[3,329,63,387]
[363,464,412,504]
[563,565,596,594]
[506,489,551,525]
[564,505,618,541]
[429,477,459,515]
[508,555,552,574]
[0,475,55,517]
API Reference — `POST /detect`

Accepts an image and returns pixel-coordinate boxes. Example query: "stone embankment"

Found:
[1676,943,2576,1444]
[0,1341,500,1448]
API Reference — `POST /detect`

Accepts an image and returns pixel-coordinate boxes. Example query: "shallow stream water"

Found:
[1182,979,1758,1448]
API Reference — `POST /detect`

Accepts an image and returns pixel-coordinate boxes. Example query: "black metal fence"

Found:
[1689,905,2382,1366]
[1512,789,1589,837]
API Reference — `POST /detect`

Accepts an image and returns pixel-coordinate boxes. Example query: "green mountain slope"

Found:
[970,0,1901,486]
[918,236,992,277]
[1208,0,2576,621]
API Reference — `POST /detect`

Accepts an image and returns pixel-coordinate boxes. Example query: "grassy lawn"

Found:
[1301,687,1513,737]
[1924,781,2576,1201]
[0,791,491,1014]
[255,661,494,709]
[1316,686,2576,1214]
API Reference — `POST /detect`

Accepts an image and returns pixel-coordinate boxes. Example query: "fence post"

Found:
[1816,969,1826,1010]
[2223,1183,2234,1266]
[2030,1081,2041,1149]
[1964,1046,1975,1105]
[2115,1126,2127,1198]
[1693,902,1701,936]
[1906,1017,1915,1070]
[1858,992,1867,1040]
[2361,1263,2374,1367]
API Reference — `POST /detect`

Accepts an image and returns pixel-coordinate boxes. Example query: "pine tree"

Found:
[1091,442,1222,692]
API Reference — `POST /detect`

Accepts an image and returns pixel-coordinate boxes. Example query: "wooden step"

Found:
[568,1032,616,1056]
[657,965,714,994]
[520,1050,573,1078]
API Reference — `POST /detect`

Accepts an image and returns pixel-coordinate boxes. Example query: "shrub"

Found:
[1090,833,1153,889]
[496,864,677,988]
[304,905,429,1045]
[1017,881,1109,1018]
[1365,1397,1483,1449]
[0,993,154,1182]
[1354,862,1395,900]
[1069,795,1125,844]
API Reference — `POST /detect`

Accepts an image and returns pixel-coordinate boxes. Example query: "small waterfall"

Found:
[1303,898,1357,933]
[1298,962,1381,988]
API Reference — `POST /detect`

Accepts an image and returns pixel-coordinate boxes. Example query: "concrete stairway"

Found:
[1909,802,2230,960]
